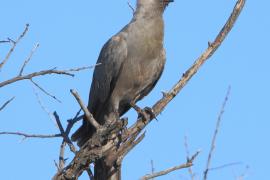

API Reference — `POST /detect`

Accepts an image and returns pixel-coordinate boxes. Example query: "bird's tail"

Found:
[71,119,95,147]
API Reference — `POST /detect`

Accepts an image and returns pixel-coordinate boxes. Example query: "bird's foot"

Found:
[130,102,157,122]
[120,117,128,130]
[142,106,157,121]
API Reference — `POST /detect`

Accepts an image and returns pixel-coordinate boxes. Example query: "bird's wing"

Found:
[88,34,128,111]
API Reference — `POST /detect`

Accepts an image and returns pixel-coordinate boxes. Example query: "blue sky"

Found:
[0,0,269,180]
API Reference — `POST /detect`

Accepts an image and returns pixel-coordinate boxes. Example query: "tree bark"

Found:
[95,159,121,180]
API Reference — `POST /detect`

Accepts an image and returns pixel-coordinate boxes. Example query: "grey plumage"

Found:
[72,0,171,148]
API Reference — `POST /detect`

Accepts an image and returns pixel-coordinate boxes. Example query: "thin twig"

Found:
[58,109,82,171]
[0,97,15,111]
[53,112,76,153]
[209,162,242,171]
[0,66,96,88]
[54,160,60,172]
[127,1,135,13]
[0,132,61,138]
[184,135,195,180]
[0,40,10,43]
[140,151,200,180]
[235,165,249,180]
[203,86,231,180]
[150,160,155,180]
[70,89,101,130]
[19,43,40,76]
[32,86,56,125]
[31,79,62,103]
[0,24,29,71]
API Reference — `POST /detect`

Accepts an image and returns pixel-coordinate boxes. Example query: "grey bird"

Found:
[72,0,172,148]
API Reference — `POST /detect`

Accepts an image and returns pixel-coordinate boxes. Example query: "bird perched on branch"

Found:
[72,0,173,147]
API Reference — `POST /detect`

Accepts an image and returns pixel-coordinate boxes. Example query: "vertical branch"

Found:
[150,160,155,180]
[184,135,195,180]
[203,86,231,180]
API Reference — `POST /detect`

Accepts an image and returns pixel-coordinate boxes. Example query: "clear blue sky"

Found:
[0,0,269,179]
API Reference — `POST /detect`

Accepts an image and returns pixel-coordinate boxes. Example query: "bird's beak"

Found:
[163,0,174,7]
[164,0,174,5]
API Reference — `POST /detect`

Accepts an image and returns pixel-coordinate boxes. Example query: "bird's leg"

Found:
[130,101,157,122]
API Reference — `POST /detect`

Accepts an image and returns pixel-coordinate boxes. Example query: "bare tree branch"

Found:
[58,109,82,171]
[140,151,200,180]
[70,89,101,130]
[0,97,15,111]
[0,132,61,139]
[0,24,29,71]
[203,86,231,180]
[150,160,155,180]
[19,43,40,76]
[53,112,77,153]
[0,40,11,43]
[184,135,196,180]
[0,65,98,88]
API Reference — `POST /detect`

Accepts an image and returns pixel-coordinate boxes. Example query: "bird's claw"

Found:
[131,102,157,122]
[142,106,157,121]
